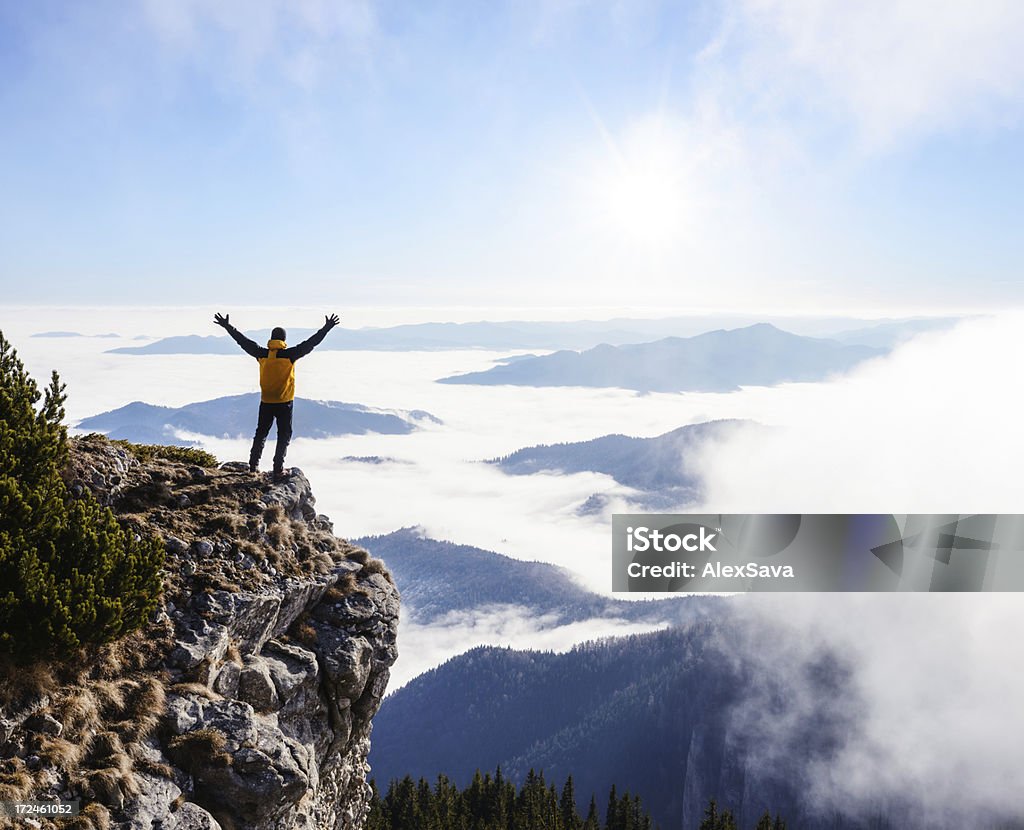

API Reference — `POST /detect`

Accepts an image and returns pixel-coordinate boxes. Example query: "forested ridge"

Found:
[357,529,717,625]
[369,768,787,830]
[371,623,854,829]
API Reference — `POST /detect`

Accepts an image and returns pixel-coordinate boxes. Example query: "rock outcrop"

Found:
[0,435,399,830]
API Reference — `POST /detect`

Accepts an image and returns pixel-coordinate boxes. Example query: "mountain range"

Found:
[358,530,935,828]
[107,330,317,355]
[488,420,746,512]
[368,622,870,830]
[439,324,884,392]
[76,393,440,445]
[355,529,715,626]
[32,330,121,338]
[103,317,959,355]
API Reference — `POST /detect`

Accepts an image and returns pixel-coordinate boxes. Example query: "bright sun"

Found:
[588,116,692,247]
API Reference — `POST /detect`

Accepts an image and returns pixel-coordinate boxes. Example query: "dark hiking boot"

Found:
[272,468,292,484]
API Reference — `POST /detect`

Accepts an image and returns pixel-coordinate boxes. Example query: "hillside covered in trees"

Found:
[357,529,722,625]
[368,768,786,830]
[370,624,849,828]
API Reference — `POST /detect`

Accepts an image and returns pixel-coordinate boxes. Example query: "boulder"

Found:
[238,656,280,712]
[164,698,311,826]
[174,802,224,830]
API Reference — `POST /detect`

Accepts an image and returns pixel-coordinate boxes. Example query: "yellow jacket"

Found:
[259,339,295,403]
[223,324,335,403]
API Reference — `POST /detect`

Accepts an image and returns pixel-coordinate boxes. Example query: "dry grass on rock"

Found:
[0,433,393,825]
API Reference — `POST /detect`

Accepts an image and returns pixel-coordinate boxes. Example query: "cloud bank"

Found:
[724,593,1024,826]
[390,604,669,690]
[687,313,1024,825]
[725,0,1024,149]
[697,313,1024,512]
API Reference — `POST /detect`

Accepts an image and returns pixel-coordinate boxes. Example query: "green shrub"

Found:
[0,332,165,661]
[109,439,218,468]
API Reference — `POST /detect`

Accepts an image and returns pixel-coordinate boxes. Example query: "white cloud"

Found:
[390,604,669,689]
[4,308,720,592]
[727,0,1024,149]
[725,593,1024,825]
[687,313,1024,822]
[531,0,1024,309]
[696,313,1024,512]
[16,307,1021,583]
[12,308,1024,824]
[141,0,379,89]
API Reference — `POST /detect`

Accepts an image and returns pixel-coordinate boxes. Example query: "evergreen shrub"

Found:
[0,332,164,660]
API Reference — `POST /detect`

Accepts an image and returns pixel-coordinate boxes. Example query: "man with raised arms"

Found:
[214,312,340,481]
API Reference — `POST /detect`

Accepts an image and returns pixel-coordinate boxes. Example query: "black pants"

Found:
[249,401,293,473]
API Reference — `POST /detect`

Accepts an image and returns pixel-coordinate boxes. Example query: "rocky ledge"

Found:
[0,435,400,830]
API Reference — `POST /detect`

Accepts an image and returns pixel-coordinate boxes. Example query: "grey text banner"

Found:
[612,514,1024,592]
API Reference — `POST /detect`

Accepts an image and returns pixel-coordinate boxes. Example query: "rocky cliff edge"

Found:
[0,435,400,830]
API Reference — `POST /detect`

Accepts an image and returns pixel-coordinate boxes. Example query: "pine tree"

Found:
[699,799,720,830]
[560,776,582,830]
[755,811,788,830]
[626,794,643,830]
[493,767,513,830]
[370,770,660,830]
[583,796,600,830]
[0,331,164,659]
[546,782,560,830]
[699,799,737,830]
[366,780,390,830]
[614,791,635,830]
[388,776,419,830]
[417,778,435,830]
[605,784,619,830]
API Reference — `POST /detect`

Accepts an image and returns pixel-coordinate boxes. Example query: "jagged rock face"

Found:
[154,568,399,830]
[4,437,400,830]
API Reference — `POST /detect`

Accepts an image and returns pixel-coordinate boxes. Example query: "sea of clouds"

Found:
[5,306,1022,823]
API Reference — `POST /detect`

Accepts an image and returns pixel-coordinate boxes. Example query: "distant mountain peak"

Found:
[439,325,882,392]
[76,393,440,444]
[488,419,750,511]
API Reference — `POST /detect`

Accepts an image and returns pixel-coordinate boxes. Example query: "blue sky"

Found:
[2,0,1023,311]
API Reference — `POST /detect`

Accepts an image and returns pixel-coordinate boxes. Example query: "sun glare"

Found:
[589,117,692,247]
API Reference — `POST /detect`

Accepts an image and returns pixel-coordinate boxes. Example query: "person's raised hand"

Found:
[214,312,230,329]
[325,313,340,329]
